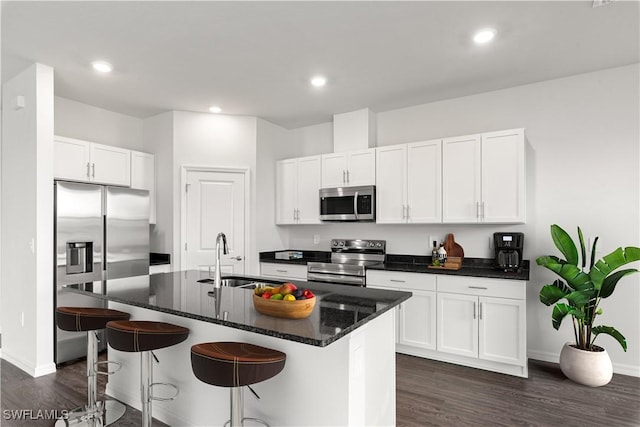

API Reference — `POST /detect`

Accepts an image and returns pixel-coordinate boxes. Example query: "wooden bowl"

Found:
[252,294,316,319]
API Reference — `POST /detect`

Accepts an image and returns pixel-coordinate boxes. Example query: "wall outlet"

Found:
[313,234,320,245]
[429,236,439,248]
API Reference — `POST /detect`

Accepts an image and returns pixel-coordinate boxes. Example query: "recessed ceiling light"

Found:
[310,76,327,87]
[91,61,113,73]
[473,29,496,44]
[209,106,222,114]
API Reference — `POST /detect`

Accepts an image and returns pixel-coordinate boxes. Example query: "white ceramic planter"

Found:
[559,342,613,387]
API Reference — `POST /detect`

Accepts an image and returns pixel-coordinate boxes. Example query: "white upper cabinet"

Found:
[442,128,525,223]
[481,129,526,223]
[131,150,156,224]
[321,148,375,188]
[276,155,322,224]
[53,136,92,182]
[54,136,131,187]
[376,140,441,224]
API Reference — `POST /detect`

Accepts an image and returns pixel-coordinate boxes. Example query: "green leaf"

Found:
[578,227,586,270]
[592,325,627,352]
[600,269,639,298]
[550,224,579,265]
[590,236,599,269]
[590,247,640,289]
[536,256,591,290]
[540,281,569,306]
[564,289,593,307]
[552,303,583,330]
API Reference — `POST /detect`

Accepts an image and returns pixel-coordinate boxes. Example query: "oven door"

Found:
[307,272,366,286]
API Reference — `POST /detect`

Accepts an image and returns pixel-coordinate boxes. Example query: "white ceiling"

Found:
[2,1,638,129]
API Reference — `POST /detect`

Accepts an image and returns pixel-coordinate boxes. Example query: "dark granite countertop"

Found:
[64,270,411,347]
[368,255,530,281]
[260,251,529,281]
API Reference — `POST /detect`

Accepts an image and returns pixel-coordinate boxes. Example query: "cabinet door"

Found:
[346,148,376,186]
[437,292,478,358]
[407,140,442,223]
[90,143,131,186]
[321,153,348,187]
[479,297,526,366]
[375,145,406,223]
[54,136,91,182]
[296,156,322,224]
[481,129,525,223]
[275,159,298,224]
[131,151,156,224]
[398,289,436,351]
[442,134,481,223]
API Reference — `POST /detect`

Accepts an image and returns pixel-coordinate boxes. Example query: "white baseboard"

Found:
[1,351,56,377]
[528,350,640,377]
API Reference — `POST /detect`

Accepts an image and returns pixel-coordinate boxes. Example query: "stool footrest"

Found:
[95,360,123,376]
[150,382,179,401]
[223,417,270,427]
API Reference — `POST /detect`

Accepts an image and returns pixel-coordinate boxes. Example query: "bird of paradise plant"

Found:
[537,224,640,351]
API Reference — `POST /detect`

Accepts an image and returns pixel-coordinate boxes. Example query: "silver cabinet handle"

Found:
[479,302,483,320]
[276,269,287,273]
[401,205,406,219]
[390,279,406,283]
[343,170,346,183]
[92,163,95,178]
[230,256,243,261]
[86,162,91,178]
[297,208,300,220]
[482,202,486,220]
[469,286,488,290]
[473,301,477,319]
[293,208,296,220]
[346,169,350,183]
[406,204,410,220]
[476,201,481,219]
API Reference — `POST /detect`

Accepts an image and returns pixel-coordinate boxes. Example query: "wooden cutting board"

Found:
[444,233,464,260]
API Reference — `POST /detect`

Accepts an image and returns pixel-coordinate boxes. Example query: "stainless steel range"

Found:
[307,239,386,286]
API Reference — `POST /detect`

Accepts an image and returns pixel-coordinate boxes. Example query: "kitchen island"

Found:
[65,270,411,426]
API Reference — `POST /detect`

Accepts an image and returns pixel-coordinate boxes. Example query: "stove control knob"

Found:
[339,241,345,247]
[369,242,375,247]
[333,241,339,247]
[376,242,382,247]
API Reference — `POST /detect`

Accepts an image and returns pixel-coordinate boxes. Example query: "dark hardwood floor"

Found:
[1,352,639,426]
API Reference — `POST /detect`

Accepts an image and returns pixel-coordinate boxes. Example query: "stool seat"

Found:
[191,342,286,387]
[107,320,189,352]
[56,307,130,332]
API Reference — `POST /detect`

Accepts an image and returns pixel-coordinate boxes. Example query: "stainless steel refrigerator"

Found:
[54,181,149,364]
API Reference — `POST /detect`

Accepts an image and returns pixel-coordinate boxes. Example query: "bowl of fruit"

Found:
[252,282,316,319]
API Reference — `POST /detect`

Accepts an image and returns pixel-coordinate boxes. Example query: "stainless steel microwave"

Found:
[319,185,375,222]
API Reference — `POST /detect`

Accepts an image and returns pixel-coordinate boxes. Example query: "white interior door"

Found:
[185,169,246,277]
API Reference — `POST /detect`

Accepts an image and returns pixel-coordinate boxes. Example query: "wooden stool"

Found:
[106,320,189,427]
[55,307,130,427]
[191,342,286,427]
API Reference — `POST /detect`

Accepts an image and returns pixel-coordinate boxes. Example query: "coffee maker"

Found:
[494,232,524,271]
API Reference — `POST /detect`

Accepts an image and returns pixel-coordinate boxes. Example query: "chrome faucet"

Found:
[214,232,228,288]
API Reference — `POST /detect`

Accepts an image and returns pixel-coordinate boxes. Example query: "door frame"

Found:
[180,165,251,273]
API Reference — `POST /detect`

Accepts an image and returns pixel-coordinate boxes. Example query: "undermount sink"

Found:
[197,276,285,289]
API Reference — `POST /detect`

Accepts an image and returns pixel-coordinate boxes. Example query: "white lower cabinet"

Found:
[260,262,308,281]
[366,270,436,352]
[367,270,528,377]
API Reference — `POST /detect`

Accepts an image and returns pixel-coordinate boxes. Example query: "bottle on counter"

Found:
[437,242,447,264]
[431,241,438,265]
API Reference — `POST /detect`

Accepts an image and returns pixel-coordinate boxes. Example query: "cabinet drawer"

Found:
[366,270,436,291]
[437,275,524,299]
[260,262,307,280]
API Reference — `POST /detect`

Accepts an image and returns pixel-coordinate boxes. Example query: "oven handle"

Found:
[307,272,366,286]
[353,191,359,220]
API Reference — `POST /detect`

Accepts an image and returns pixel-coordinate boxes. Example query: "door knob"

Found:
[230,256,243,261]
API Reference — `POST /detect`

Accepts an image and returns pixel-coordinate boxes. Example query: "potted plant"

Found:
[537,224,640,386]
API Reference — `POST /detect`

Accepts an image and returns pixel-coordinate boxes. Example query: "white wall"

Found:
[255,118,292,254]
[282,64,640,375]
[171,112,258,272]
[287,122,333,157]
[54,96,144,150]
[1,63,56,376]
[143,112,174,253]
